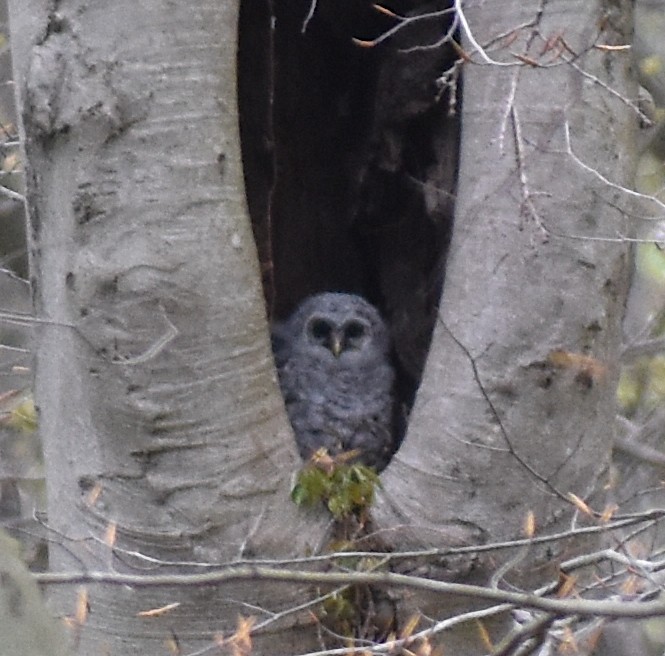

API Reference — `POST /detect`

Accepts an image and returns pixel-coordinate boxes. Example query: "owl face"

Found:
[290,293,390,366]
[305,314,371,359]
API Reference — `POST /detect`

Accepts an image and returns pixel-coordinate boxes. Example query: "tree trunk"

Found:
[8,1,325,653]
[375,0,635,642]
[9,0,637,654]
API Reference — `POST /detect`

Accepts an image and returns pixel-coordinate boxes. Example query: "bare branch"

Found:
[564,121,665,218]
[32,563,665,619]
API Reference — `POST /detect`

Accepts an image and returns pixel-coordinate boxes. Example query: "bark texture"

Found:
[9,1,322,653]
[377,0,635,575]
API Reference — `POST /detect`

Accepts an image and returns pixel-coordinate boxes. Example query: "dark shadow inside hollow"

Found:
[238,0,460,456]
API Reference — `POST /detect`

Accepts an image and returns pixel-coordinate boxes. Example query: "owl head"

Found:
[287,292,391,365]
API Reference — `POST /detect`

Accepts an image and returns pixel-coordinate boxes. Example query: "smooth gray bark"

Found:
[376,0,635,610]
[8,1,324,653]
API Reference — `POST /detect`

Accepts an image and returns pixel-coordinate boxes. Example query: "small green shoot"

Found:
[291,450,381,519]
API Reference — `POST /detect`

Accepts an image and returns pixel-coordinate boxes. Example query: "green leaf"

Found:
[291,462,381,518]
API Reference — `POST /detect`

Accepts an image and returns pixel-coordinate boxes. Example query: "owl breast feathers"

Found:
[273,292,395,472]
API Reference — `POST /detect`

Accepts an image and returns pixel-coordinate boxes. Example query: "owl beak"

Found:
[331,333,343,358]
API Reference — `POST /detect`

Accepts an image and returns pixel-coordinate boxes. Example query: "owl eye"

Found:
[308,318,333,342]
[344,321,366,341]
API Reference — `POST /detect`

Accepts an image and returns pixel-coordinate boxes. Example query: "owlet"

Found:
[273,292,395,471]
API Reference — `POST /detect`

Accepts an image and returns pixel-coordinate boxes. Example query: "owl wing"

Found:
[349,417,394,472]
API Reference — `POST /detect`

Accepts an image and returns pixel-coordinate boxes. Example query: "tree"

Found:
[8,1,317,653]
[6,0,642,654]
[377,0,634,558]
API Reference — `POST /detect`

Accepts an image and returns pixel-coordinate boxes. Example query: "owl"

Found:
[273,292,395,472]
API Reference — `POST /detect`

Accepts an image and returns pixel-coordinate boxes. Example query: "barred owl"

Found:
[273,292,395,471]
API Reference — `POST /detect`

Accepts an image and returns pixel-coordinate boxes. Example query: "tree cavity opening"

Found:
[238,0,461,447]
